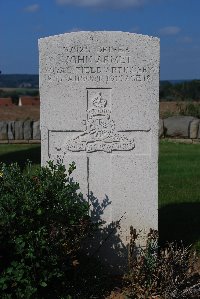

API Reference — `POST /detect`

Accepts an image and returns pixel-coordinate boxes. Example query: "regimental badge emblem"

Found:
[59,91,135,153]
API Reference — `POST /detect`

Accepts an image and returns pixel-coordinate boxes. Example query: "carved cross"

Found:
[48,88,151,199]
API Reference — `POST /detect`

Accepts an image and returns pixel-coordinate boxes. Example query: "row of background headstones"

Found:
[0,116,200,140]
[0,120,40,140]
[160,116,200,139]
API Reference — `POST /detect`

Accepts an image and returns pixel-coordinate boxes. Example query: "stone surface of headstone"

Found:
[164,116,197,138]
[39,31,160,271]
[14,121,24,140]
[33,121,41,139]
[23,120,33,140]
[8,121,15,140]
[0,121,8,140]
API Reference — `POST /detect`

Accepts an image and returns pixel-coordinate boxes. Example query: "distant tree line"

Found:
[160,80,200,101]
[0,74,39,88]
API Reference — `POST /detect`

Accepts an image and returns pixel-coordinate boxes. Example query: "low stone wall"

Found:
[0,117,200,143]
[159,116,200,139]
[0,120,40,143]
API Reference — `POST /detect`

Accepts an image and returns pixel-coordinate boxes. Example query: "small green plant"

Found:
[125,228,200,299]
[0,161,94,298]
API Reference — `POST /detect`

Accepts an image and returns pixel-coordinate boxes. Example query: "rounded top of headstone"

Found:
[38,31,159,43]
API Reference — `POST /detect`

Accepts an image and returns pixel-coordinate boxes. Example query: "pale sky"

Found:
[0,0,199,80]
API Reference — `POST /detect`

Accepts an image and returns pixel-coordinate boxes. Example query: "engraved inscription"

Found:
[56,90,135,153]
[62,45,130,53]
[43,43,155,84]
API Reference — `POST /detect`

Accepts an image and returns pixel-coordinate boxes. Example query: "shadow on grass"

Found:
[159,202,200,247]
[0,146,41,168]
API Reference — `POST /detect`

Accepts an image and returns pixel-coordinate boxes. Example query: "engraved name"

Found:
[44,44,154,84]
[64,55,130,64]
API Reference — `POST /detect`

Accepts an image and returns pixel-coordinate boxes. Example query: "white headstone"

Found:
[39,31,160,270]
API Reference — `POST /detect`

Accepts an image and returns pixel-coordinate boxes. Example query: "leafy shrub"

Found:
[0,161,94,299]
[125,228,200,299]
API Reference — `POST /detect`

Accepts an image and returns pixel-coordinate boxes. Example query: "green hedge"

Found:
[0,161,93,298]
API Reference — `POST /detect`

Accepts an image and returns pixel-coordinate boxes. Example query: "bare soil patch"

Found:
[0,106,39,121]
[159,101,185,118]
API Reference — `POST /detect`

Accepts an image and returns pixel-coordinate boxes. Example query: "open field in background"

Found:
[159,101,196,118]
[0,101,199,120]
[0,87,39,105]
[0,88,39,93]
[0,106,40,120]
[0,141,200,250]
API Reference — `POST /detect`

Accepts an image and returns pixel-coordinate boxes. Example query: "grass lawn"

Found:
[159,140,200,250]
[0,141,199,249]
[159,140,200,205]
[0,144,41,168]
